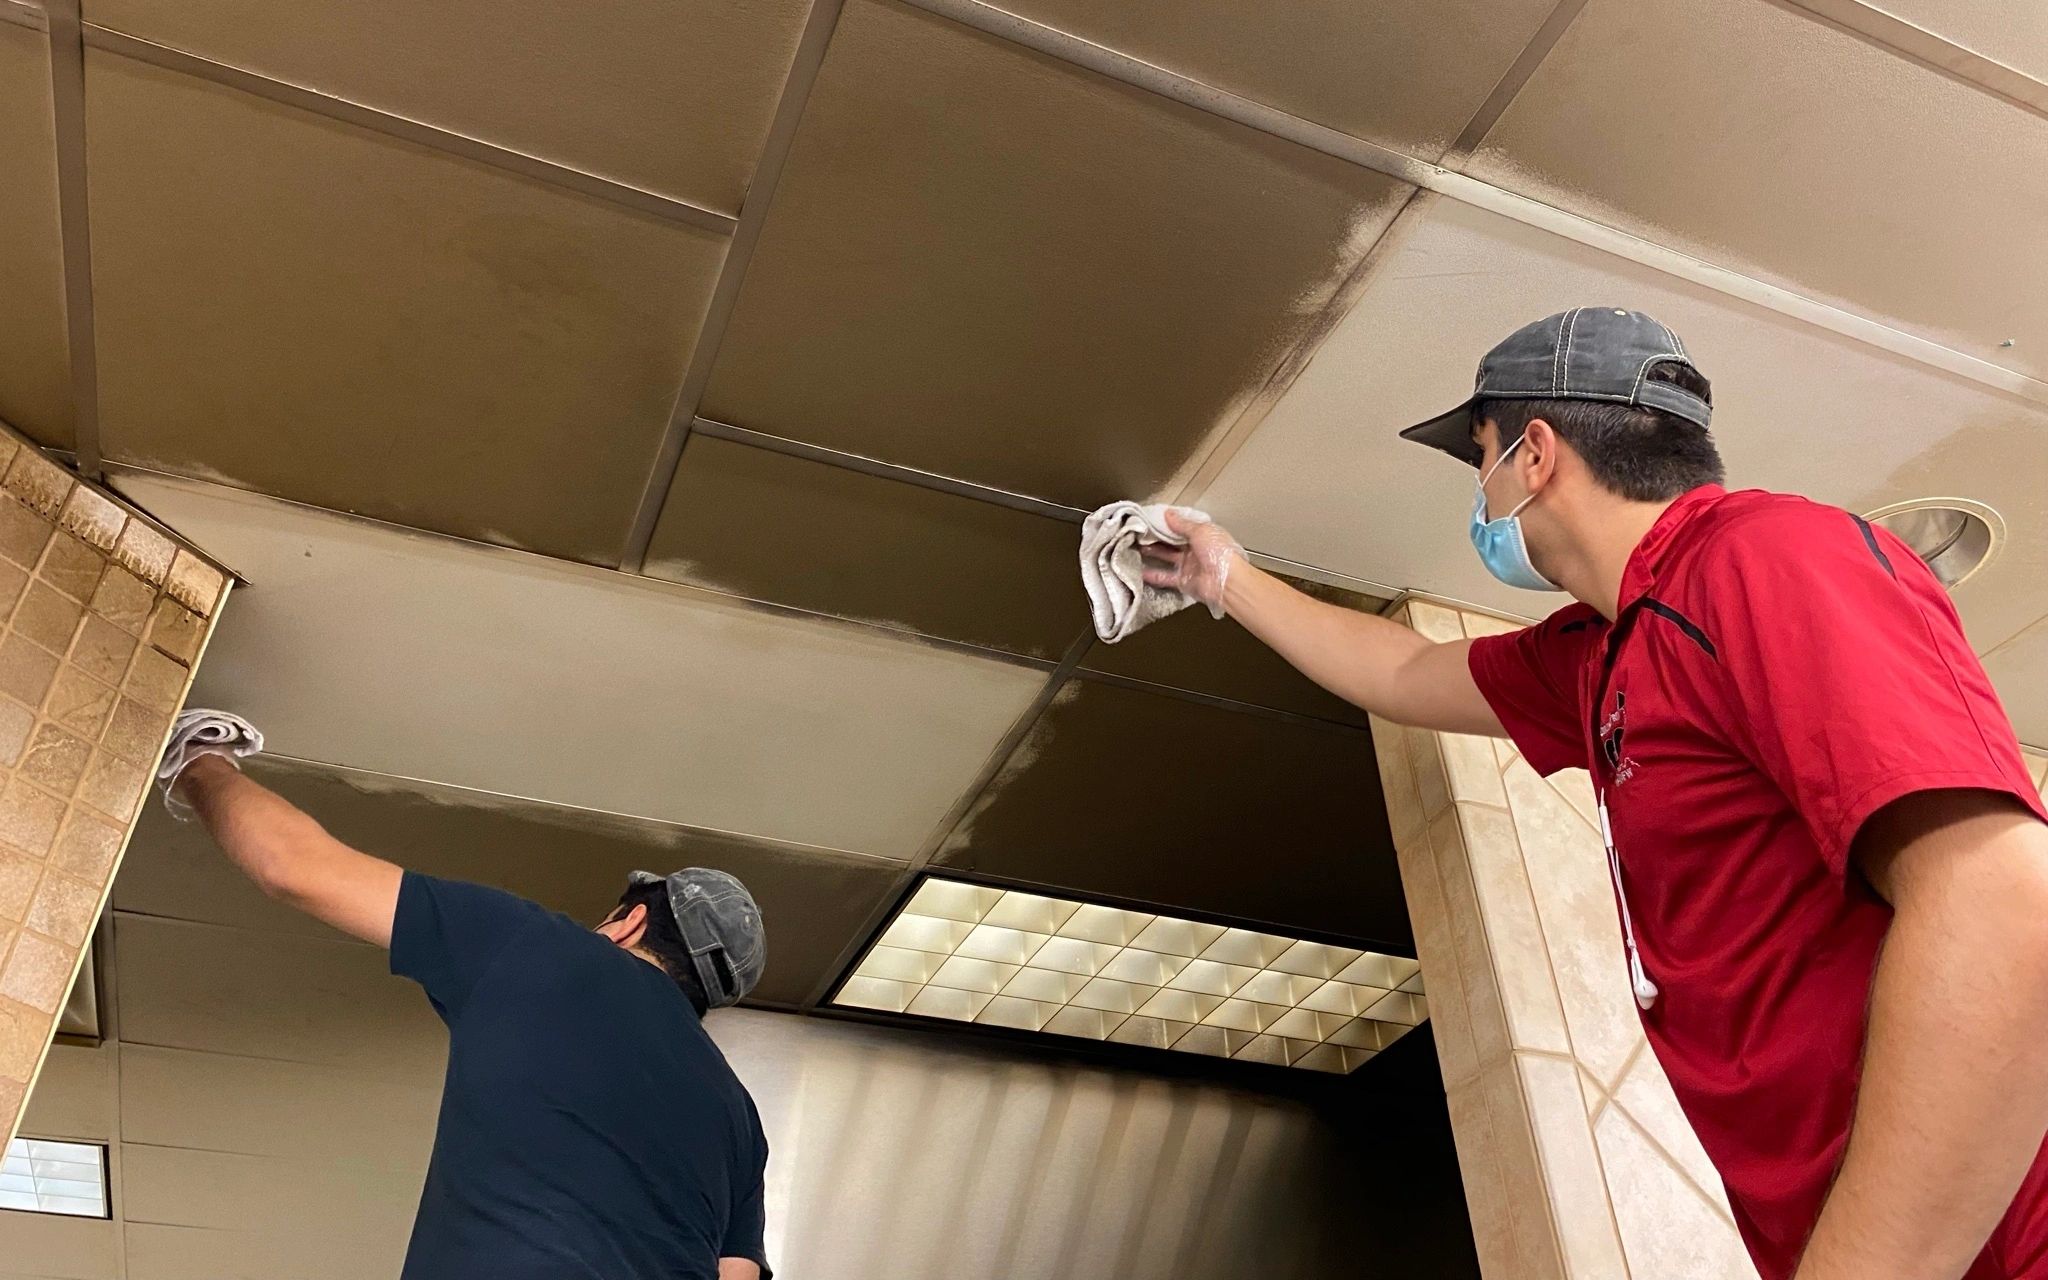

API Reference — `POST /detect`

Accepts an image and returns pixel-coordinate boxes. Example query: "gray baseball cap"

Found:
[628,868,766,1008]
[1400,307,1712,467]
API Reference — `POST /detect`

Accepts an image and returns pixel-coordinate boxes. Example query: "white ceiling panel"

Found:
[1981,621,2048,748]
[110,473,1047,858]
[1469,0,2048,382]
[1197,196,2048,658]
[1854,0,2048,84]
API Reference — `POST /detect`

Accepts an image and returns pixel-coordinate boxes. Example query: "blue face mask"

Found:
[1469,437,1560,592]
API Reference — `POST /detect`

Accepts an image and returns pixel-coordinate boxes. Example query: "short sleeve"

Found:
[722,1132,772,1278]
[1468,606,1600,776]
[1703,507,2048,873]
[390,873,554,1021]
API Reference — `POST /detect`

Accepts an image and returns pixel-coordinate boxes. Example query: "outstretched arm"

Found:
[175,754,403,947]
[1142,512,1503,734]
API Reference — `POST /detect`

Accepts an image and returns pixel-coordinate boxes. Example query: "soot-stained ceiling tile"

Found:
[81,0,813,213]
[992,0,1561,161]
[0,22,73,449]
[645,435,1087,659]
[702,0,1410,509]
[1080,574,1389,724]
[86,52,729,563]
[933,679,1407,945]
[117,756,906,1007]
[1470,0,2048,382]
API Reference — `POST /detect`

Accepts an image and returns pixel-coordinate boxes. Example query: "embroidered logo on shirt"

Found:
[1599,691,1640,785]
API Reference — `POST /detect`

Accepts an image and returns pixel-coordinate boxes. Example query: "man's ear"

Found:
[1519,418,1561,489]
[596,902,648,948]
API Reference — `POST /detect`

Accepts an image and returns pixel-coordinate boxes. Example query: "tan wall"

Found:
[6,883,1477,1279]
[0,429,228,1150]
[1375,599,1758,1278]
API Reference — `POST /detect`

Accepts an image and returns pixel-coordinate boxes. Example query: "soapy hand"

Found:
[1139,510,1245,616]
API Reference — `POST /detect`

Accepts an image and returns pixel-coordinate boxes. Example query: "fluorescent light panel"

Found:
[0,1139,108,1218]
[835,878,1426,1073]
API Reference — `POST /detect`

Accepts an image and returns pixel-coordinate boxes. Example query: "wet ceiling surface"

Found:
[2,0,2046,1054]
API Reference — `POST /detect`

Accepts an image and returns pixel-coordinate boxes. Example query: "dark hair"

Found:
[1479,362,1724,502]
[614,880,711,1016]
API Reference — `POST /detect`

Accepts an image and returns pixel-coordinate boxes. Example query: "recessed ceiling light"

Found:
[1864,498,2002,590]
[833,877,1425,1073]
[0,1139,108,1219]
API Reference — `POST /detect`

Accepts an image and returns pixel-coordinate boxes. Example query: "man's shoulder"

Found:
[1676,489,1871,578]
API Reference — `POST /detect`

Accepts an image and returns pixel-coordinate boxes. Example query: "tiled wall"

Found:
[0,429,228,1147]
[1373,599,1758,1279]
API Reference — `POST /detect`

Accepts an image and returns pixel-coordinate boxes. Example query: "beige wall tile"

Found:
[87,566,154,634]
[5,448,75,519]
[21,722,94,798]
[1430,806,1514,1071]
[0,630,61,705]
[1445,1073,1521,1277]
[59,486,128,554]
[113,520,177,586]
[1596,1104,1760,1279]
[49,810,124,882]
[0,928,76,1015]
[0,498,56,569]
[47,667,120,739]
[1457,802,1573,1056]
[12,579,87,653]
[1398,821,1477,1088]
[38,532,107,604]
[0,992,46,1079]
[1503,756,1642,1088]
[1370,716,1427,851]
[1461,611,1527,640]
[1518,1052,1629,1277]
[1407,599,1467,643]
[1408,724,1451,819]
[1483,1056,1568,1280]
[24,871,101,942]
[0,846,39,922]
[0,558,26,617]
[1612,1044,1729,1214]
[0,776,67,855]
[0,694,35,766]
[1441,730,1508,807]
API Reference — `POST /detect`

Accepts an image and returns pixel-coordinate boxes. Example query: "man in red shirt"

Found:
[1144,308,2048,1279]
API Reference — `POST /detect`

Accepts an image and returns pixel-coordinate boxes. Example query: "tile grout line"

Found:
[1603,1091,1744,1234]
[617,0,849,573]
[45,0,102,481]
[81,26,737,235]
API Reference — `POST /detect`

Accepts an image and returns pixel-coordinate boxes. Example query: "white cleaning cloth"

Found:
[157,708,264,820]
[1079,502,1223,643]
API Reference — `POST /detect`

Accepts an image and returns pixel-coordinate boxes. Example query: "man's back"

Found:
[391,873,771,1280]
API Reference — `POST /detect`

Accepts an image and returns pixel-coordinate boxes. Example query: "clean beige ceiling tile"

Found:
[126,1222,402,1280]
[119,1044,437,1164]
[702,0,1409,509]
[0,22,73,448]
[114,755,907,1005]
[1855,0,2048,83]
[1469,0,2048,381]
[121,1143,421,1247]
[934,678,1408,944]
[86,52,728,563]
[1200,196,2048,658]
[994,0,1561,159]
[646,436,1086,658]
[82,0,811,212]
[114,474,1048,859]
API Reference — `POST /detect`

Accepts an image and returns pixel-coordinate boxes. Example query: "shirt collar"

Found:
[1617,484,1727,610]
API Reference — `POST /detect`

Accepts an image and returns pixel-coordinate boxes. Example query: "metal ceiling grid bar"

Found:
[45,0,103,478]
[896,0,2048,413]
[693,417,1091,524]
[81,27,738,235]
[617,0,850,574]
[0,0,45,33]
[1444,0,1596,159]
[1775,0,2048,118]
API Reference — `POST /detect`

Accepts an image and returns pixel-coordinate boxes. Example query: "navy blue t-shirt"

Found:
[390,873,771,1279]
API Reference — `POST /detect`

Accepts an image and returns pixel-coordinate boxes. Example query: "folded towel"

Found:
[157,709,265,820]
[1079,502,1223,643]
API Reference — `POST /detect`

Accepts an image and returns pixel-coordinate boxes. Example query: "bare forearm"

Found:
[1799,808,2048,1279]
[1220,560,1501,733]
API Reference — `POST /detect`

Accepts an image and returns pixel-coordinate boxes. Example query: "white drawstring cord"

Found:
[1600,799,1661,1010]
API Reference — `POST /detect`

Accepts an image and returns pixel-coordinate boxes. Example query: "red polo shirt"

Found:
[1469,484,2048,1280]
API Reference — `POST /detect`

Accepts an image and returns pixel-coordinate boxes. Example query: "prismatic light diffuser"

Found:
[832,877,1426,1073]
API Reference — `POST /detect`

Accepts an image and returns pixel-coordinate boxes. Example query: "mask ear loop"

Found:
[1479,436,1540,522]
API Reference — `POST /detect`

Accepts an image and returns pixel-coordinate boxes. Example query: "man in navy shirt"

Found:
[167,730,774,1280]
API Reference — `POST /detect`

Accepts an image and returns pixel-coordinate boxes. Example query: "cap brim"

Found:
[1398,398,1483,468]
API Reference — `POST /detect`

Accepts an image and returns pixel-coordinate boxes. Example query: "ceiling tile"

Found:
[116,755,905,1006]
[1080,573,1387,724]
[0,22,72,448]
[1200,196,2048,657]
[645,435,1086,658]
[1854,0,2048,83]
[1469,0,2048,381]
[114,474,1048,859]
[933,678,1408,945]
[992,0,1560,160]
[86,52,729,563]
[702,0,1410,509]
[81,0,811,213]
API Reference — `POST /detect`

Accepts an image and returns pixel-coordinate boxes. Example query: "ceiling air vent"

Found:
[1864,499,2002,590]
